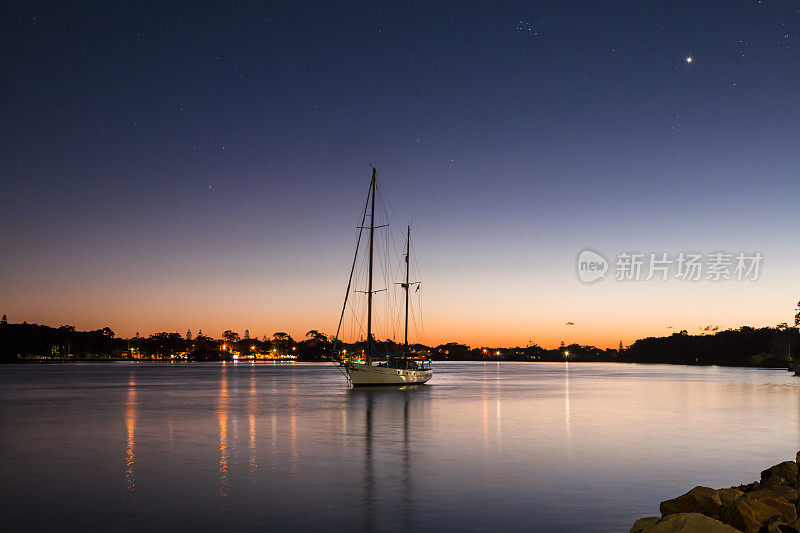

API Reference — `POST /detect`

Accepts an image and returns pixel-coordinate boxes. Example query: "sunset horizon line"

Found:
[4,314,794,351]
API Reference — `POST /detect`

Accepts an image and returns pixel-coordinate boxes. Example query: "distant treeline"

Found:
[621,326,798,367]
[0,314,798,367]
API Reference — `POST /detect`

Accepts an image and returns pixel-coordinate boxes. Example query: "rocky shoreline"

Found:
[631,453,800,532]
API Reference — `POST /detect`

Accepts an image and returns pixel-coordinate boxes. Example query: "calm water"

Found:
[2,362,799,531]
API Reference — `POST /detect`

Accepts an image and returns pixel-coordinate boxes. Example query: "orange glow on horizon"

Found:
[3,269,793,350]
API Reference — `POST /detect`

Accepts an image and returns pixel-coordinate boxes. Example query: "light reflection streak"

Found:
[271,413,278,472]
[565,361,572,452]
[402,392,412,531]
[341,409,348,452]
[364,393,375,531]
[218,364,229,497]
[482,365,489,450]
[249,366,257,483]
[124,371,136,502]
[496,361,502,453]
[289,375,297,474]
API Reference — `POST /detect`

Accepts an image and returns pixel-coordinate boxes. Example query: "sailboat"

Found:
[333,168,433,386]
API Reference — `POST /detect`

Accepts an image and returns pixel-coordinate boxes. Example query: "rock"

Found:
[632,455,800,533]
[660,486,723,517]
[763,476,791,489]
[635,513,740,532]
[748,485,800,503]
[764,515,796,533]
[779,518,800,533]
[719,495,797,533]
[630,517,660,532]
[736,481,760,493]
[761,462,799,487]
[717,488,744,505]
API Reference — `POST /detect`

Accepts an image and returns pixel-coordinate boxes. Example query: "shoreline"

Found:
[1,359,794,371]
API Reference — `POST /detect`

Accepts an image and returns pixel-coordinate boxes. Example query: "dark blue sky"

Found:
[2,1,798,346]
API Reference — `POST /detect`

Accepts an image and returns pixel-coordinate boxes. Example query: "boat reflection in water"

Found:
[347,384,433,531]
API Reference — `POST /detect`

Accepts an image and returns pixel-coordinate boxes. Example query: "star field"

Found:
[1,1,799,347]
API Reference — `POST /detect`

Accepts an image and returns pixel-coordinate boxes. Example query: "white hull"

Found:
[345,362,433,386]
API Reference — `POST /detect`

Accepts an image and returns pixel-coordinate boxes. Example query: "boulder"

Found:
[736,481,760,493]
[630,517,660,532]
[717,488,744,505]
[748,485,800,503]
[635,513,740,532]
[763,476,792,489]
[777,518,800,533]
[764,515,797,533]
[660,486,723,517]
[719,495,797,533]
[761,462,799,487]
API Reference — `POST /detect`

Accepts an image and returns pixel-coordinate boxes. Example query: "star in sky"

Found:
[685,56,693,63]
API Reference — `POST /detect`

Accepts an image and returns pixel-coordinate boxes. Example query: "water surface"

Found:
[2,362,799,531]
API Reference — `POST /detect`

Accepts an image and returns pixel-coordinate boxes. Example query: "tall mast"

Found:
[366,168,376,362]
[404,225,410,351]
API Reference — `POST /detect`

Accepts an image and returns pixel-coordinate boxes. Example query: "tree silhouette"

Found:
[1,314,7,325]
[305,330,327,343]
[272,332,294,353]
[222,330,240,343]
[795,299,800,327]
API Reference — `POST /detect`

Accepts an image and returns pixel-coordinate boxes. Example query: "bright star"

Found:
[686,56,693,63]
